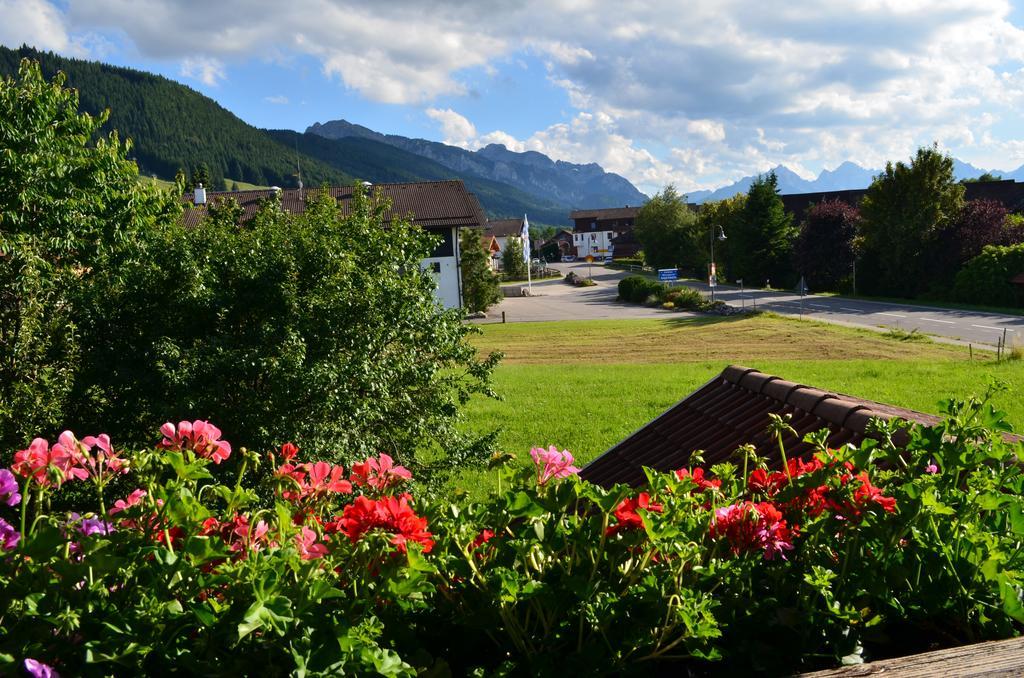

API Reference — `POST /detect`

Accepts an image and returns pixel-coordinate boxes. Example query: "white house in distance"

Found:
[569,206,641,259]
[484,217,526,270]
[181,180,488,309]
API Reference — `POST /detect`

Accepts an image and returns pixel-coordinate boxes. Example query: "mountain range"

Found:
[307,119,647,211]
[0,45,644,226]
[6,45,1024,222]
[687,158,1024,204]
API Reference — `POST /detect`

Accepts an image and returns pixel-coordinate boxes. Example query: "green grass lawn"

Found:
[455,316,1023,494]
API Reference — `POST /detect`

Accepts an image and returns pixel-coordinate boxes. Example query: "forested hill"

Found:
[0,45,350,189]
[266,130,568,224]
[0,45,577,224]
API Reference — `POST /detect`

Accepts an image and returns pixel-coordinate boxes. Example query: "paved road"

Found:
[674,278,1024,347]
[477,262,1024,347]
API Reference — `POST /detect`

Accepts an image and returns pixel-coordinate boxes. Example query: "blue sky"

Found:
[5,0,1024,195]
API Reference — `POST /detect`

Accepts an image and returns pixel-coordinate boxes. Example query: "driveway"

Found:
[475,262,1024,347]
[473,262,685,323]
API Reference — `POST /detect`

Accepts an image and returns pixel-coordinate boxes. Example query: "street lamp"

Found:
[709,225,726,301]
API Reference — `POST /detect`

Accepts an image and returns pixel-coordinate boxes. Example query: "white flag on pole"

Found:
[521,214,531,263]
[522,214,532,292]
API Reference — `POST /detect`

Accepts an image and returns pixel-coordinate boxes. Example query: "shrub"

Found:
[2,393,1023,675]
[670,286,705,310]
[953,243,1024,307]
[69,186,500,469]
[617,276,668,304]
[662,301,675,309]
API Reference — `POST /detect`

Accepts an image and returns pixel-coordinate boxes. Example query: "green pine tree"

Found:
[730,172,797,287]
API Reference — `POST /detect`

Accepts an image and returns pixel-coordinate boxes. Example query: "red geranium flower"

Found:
[675,467,721,493]
[606,492,663,536]
[331,493,434,553]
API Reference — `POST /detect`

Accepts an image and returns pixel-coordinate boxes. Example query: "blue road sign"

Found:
[658,268,678,281]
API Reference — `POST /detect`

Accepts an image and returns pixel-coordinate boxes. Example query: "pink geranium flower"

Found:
[279,461,352,503]
[79,433,129,480]
[295,526,328,560]
[12,434,88,487]
[159,420,232,464]
[530,446,580,485]
[109,489,148,516]
[350,453,412,491]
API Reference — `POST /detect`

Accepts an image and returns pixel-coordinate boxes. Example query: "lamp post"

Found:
[709,225,726,301]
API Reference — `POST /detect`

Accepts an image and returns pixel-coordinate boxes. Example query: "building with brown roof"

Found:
[581,365,947,488]
[483,217,526,269]
[570,206,641,259]
[181,180,487,309]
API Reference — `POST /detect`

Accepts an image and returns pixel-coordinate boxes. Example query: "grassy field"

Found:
[456,315,1023,493]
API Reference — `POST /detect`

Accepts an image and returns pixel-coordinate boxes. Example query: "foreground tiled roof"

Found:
[569,206,641,221]
[181,180,487,230]
[580,365,945,488]
[485,218,525,238]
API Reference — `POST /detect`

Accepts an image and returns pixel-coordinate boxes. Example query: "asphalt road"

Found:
[478,262,1024,348]
[674,278,1024,348]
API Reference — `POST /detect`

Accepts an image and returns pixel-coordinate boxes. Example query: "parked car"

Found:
[603,255,613,263]
[561,254,577,262]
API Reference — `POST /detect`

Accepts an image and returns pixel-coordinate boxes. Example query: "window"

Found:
[429,228,454,258]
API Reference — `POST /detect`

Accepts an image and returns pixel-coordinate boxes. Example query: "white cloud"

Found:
[264,95,289,104]
[686,119,726,142]
[425,107,478,147]
[0,0,76,53]
[5,0,1024,190]
[180,56,225,86]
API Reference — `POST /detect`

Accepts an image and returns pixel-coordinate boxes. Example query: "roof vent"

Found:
[194,184,206,205]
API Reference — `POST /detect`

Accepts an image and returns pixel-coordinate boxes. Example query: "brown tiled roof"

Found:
[570,206,641,221]
[580,365,946,488]
[485,218,525,238]
[181,180,487,230]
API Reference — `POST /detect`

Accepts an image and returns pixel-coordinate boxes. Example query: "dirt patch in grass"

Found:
[471,315,971,365]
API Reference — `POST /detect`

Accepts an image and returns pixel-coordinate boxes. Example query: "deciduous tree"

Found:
[634,185,699,270]
[795,200,859,292]
[859,145,964,296]
[0,59,176,453]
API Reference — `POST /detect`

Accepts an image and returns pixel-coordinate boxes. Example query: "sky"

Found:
[5,0,1024,196]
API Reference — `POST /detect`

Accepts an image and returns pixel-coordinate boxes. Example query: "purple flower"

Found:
[0,517,19,551]
[925,460,939,474]
[24,659,60,678]
[67,512,115,537]
[0,468,19,506]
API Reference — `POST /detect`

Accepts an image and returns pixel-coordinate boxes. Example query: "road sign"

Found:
[658,268,678,281]
[709,275,717,288]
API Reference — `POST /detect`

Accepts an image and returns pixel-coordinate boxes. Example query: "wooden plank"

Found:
[802,636,1024,677]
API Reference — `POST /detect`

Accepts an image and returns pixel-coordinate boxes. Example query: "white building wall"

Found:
[421,226,462,309]
[573,231,614,258]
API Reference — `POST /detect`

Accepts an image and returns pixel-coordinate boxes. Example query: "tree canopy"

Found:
[634,185,700,270]
[729,172,797,287]
[859,145,964,296]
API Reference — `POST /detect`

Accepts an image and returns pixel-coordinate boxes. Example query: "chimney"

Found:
[194,183,206,205]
